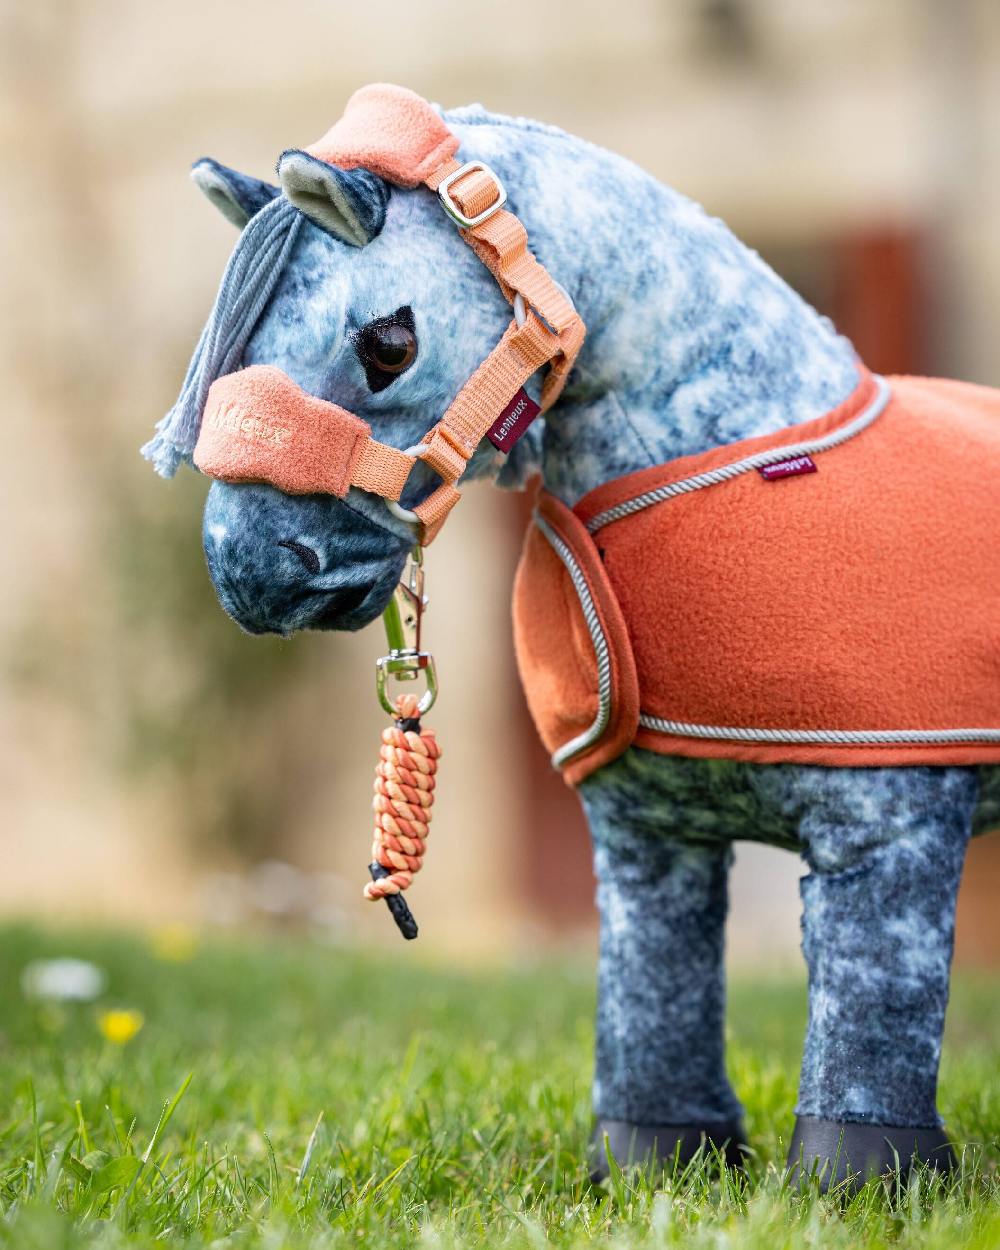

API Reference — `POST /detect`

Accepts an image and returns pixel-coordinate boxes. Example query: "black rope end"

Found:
[368,862,419,940]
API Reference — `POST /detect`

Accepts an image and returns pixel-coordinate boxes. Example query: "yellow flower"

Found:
[150,924,199,963]
[98,1009,145,1045]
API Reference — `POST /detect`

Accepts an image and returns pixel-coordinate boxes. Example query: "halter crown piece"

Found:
[193,83,587,543]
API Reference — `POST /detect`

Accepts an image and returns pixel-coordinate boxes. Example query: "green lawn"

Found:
[0,924,997,1248]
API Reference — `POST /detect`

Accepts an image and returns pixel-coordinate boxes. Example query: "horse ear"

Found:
[191,158,281,228]
[277,150,389,246]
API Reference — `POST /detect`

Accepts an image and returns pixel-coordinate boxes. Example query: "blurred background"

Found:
[2,0,998,965]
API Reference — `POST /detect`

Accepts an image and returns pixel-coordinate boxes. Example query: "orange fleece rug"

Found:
[513,368,1000,784]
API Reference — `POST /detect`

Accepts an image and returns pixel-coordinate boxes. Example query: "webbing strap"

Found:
[412,483,462,541]
[342,105,586,542]
[424,162,579,339]
[413,314,563,541]
[423,316,558,467]
[350,439,415,500]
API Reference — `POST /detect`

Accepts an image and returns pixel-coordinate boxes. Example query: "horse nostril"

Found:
[277,540,321,575]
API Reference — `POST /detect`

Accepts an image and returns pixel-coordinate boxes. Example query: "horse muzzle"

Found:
[201,479,409,635]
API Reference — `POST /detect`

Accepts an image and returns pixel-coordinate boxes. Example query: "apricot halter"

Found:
[193,84,586,544]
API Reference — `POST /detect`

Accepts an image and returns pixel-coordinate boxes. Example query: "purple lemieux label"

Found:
[487,388,541,453]
[758,454,817,481]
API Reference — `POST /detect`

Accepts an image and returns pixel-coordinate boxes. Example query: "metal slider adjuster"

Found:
[437,161,507,229]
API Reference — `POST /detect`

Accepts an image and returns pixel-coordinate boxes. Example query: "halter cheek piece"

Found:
[193,84,586,544]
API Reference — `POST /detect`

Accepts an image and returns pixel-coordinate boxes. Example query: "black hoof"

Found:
[589,1118,747,1183]
[786,1115,957,1192]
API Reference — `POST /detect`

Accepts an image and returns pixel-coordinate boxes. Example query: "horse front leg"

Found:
[791,767,979,1189]
[581,790,745,1179]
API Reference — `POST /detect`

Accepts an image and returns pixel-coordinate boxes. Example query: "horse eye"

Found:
[355,306,417,391]
[367,323,416,372]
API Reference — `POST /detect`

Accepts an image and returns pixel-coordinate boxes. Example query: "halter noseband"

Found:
[193,83,586,543]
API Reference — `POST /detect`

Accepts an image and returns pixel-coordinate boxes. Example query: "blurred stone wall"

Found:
[2,0,998,961]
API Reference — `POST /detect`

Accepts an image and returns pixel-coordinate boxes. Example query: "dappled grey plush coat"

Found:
[147,97,999,1160]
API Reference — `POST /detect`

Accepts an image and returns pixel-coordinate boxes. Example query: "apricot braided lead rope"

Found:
[364,693,440,938]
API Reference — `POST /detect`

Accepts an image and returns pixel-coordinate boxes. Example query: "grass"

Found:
[0,924,998,1248]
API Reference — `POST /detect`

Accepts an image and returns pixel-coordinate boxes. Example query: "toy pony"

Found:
[145,84,1000,1189]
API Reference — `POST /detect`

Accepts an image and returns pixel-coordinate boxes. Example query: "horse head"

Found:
[160,97,559,636]
[200,162,518,635]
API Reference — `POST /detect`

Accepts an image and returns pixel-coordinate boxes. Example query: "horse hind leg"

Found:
[790,765,979,1190]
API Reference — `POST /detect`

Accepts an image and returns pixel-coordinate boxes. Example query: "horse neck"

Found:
[448,111,860,506]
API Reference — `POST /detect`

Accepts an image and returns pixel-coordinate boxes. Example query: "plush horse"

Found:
[145,85,1000,1189]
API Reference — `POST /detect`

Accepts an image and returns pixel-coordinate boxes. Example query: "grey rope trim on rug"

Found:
[533,514,613,770]
[637,714,1000,746]
[586,374,892,532]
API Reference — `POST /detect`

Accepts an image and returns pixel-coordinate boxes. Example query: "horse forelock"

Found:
[142,195,303,477]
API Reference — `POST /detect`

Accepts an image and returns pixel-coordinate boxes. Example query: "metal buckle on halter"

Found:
[437,161,507,229]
